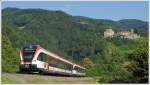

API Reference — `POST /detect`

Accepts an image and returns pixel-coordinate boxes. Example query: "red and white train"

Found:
[19,45,86,76]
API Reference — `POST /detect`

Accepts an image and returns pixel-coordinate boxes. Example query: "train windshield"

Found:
[23,51,35,61]
[23,45,37,61]
[24,51,34,58]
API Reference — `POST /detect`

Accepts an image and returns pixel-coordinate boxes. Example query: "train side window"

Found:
[47,56,58,67]
[74,66,84,73]
[37,53,41,61]
[43,54,47,62]
[46,55,49,63]
[46,55,73,71]
[37,53,45,61]
[56,61,72,70]
[68,65,73,70]
[48,56,54,61]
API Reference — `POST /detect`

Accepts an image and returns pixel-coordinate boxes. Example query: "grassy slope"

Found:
[2,73,99,84]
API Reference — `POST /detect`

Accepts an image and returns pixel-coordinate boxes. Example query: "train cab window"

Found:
[23,51,35,61]
[24,51,34,58]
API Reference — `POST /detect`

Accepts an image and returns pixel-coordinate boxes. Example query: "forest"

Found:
[2,8,148,83]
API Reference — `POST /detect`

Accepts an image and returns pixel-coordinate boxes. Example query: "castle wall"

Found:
[104,29,140,39]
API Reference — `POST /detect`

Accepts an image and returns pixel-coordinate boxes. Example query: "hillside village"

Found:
[104,29,140,39]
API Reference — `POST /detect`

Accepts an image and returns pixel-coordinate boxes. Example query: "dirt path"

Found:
[2,73,99,84]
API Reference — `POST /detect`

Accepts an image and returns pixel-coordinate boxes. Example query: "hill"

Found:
[2,8,148,83]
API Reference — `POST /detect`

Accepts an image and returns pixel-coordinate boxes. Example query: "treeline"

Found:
[84,37,148,83]
[2,8,148,83]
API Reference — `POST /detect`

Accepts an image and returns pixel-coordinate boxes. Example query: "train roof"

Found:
[23,45,40,49]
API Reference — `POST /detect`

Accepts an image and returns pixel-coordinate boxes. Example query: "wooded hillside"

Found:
[2,8,148,83]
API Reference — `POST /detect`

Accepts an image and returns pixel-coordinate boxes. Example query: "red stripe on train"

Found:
[32,47,41,63]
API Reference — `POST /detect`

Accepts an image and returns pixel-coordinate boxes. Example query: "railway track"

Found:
[2,72,98,84]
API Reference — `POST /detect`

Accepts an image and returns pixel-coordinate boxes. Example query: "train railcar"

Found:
[19,45,86,76]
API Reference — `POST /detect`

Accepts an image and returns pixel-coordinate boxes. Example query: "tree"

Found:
[2,34,19,72]
[83,57,95,69]
[124,37,148,83]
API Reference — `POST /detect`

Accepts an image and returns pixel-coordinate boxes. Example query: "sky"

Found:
[2,1,149,21]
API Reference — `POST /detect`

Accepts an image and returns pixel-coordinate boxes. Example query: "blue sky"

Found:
[2,1,149,21]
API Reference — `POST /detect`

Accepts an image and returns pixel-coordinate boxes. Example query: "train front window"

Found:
[23,51,35,61]
[24,52,34,58]
[23,45,37,61]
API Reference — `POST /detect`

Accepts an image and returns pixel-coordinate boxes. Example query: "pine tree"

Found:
[2,35,19,72]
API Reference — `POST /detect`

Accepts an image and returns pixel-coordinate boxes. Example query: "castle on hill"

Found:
[104,29,140,39]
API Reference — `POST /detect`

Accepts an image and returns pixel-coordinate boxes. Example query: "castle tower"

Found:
[131,29,134,33]
[104,29,114,38]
